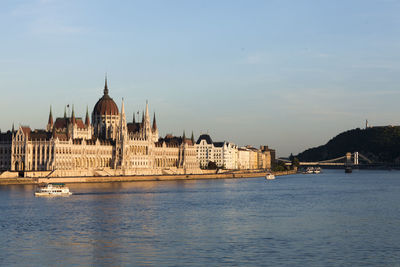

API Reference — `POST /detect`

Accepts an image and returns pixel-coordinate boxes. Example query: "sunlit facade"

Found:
[0,79,201,177]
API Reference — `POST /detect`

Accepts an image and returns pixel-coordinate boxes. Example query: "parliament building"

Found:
[0,78,201,177]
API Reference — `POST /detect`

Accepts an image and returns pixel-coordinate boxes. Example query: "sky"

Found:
[1,0,400,156]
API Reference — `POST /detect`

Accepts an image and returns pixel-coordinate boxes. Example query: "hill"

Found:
[296,126,400,163]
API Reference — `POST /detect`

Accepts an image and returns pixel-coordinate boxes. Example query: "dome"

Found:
[93,94,119,116]
[92,77,119,116]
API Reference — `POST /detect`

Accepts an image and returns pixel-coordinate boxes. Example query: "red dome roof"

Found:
[93,77,119,116]
[93,95,119,116]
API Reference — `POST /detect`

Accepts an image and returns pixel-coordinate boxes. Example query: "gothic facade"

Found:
[0,79,201,177]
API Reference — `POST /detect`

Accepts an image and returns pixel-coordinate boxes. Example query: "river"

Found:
[0,170,399,266]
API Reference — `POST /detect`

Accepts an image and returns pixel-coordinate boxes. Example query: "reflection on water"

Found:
[1,170,400,266]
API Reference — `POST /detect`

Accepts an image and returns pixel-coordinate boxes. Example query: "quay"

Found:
[0,170,297,185]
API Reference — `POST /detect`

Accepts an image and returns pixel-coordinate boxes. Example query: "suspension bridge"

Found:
[298,152,372,166]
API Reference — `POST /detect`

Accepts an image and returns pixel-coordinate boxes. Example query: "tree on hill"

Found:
[296,126,400,163]
[291,157,300,168]
[272,161,289,172]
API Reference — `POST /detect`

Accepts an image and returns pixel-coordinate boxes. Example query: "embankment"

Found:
[0,170,297,185]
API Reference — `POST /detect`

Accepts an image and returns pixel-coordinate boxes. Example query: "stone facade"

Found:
[1,79,201,177]
[195,135,239,169]
[195,134,272,170]
[237,148,250,170]
[0,132,12,171]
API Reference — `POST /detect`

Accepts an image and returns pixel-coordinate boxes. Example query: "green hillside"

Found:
[297,126,400,163]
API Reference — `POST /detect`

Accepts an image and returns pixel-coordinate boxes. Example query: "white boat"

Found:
[265,173,275,180]
[35,183,72,197]
[303,167,321,174]
[304,167,314,174]
[313,167,321,174]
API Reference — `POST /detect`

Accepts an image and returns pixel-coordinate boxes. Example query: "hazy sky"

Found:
[1,0,400,156]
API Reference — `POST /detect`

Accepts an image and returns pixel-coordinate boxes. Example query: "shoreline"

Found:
[0,170,297,185]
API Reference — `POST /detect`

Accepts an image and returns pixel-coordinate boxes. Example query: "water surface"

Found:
[1,170,399,266]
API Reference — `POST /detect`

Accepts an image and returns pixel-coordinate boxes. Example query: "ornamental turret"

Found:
[144,101,152,139]
[152,112,157,131]
[47,106,53,131]
[71,105,76,125]
[151,112,159,142]
[85,106,90,127]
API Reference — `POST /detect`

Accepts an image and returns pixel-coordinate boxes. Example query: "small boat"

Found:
[35,183,72,197]
[303,167,315,174]
[313,167,321,174]
[265,173,275,180]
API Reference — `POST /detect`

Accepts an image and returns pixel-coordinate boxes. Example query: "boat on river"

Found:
[265,173,275,180]
[303,167,314,174]
[303,167,322,174]
[34,183,72,197]
[313,167,321,174]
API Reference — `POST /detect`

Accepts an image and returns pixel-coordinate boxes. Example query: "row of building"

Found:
[0,78,274,177]
[195,134,275,170]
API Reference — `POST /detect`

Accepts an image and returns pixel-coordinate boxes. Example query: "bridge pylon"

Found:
[354,152,359,165]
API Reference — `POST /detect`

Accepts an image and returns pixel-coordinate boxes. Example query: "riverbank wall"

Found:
[0,170,297,185]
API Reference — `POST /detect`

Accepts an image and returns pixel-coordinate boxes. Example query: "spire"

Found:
[48,105,53,127]
[121,98,125,115]
[145,100,149,121]
[12,123,14,134]
[182,130,186,141]
[119,98,127,140]
[71,105,76,125]
[191,131,194,143]
[104,73,109,95]
[85,106,90,126]
[141,110,144,124]
[64,106,67,118]
[133,112,136,123]
[152,112,157,130]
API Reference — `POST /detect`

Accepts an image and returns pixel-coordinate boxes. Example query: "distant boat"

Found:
[303,167,314,174]
[303,167,321,174]
[313,167,322,174]
[35,183,72,197]
[345,166,352,173]
[265,173,275,180]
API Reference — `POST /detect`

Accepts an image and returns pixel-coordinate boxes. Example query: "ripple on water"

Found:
[0,170,400,266]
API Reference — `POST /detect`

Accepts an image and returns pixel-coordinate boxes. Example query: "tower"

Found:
[152,112,159,142]
[71,105,76,125]
[114,98,128,169]
[92,76,119,140]
[47,106,53,131]
[144,101,151,139]
[118,98,128,141]
[85,106,90,127]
